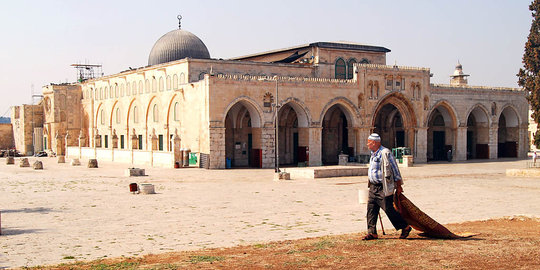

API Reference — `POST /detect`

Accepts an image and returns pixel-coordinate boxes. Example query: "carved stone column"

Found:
[308,127,323,166]
[489,126,498,159]
[415,127,427,163]
[456,127,468,161]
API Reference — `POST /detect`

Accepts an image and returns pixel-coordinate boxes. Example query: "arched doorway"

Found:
[466,106,490,159]
[373,104,405,149]
[427,104,457,161]
[322,104,352,165]
[278,104,298,166]
[277,102,310,167]
[225,101,262,168]
[498,106,519,158]
[372,93,417,156]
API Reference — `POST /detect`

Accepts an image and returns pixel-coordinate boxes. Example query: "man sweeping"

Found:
[363,133,412,240]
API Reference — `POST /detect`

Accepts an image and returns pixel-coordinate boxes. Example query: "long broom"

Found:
[379,213,386,235]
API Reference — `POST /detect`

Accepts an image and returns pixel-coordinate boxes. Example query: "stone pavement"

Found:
[0,157,539,268]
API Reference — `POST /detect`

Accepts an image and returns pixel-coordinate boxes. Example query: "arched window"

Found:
[360,58,370,64]
[90,89,94,99]
[173,74,178,89]
[347,59,357,79]
[139,81,144,94]
[132,81,137,95]
[145,79,150,93]
[199,72,206,80]
[375,81,380,99]
[100,109,105,125]
[153,104,159,122]
[368,81,373,99]
[108,86,113,98]
[159,77,164,92]
[335,58,346,79]
[126,83,131,96]
[120,84,125,97]
[179,73,185,85]
[411,83,416,99]
[133,106,139,123]
[115,85,119,98]
[166,76,171,90]
[416,84,421,100]
[116,108,121,124]
[174,102,179,121]
[152,78,157,92]
[98,88,102,100]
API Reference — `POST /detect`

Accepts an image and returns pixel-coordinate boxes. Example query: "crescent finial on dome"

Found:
[177,15,182,29]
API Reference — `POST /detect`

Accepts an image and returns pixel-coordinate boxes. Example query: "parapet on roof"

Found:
[230,41,391,61]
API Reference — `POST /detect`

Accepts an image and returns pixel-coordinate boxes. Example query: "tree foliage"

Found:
[518,0,540,148]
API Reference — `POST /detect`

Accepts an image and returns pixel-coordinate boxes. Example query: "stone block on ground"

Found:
[88,159,98,168]
[125,168,145,177]
[402,155,414,167]
[140,183,155,194]
[33,161,43,170]
[274,171,291,181]
[57,156,65,163]
[19,158,30,167]
[6,157,14,165]
[70,158,81,166]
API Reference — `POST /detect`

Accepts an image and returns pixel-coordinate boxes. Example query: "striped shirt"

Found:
[368,146,402,184]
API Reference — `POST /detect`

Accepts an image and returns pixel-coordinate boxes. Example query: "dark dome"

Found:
[148,29,210,66]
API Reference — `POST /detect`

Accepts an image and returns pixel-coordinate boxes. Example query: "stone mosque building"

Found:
[11,19,529,169]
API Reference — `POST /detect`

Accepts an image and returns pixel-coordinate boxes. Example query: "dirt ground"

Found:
[26,216,540,270]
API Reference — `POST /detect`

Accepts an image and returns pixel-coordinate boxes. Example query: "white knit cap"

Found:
[368,133,381,141]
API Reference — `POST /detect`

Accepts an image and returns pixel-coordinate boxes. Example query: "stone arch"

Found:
[222,96,264,128]
[145,96,159,126]
[319,97,360,127]
[275,99,312,166]
[94,103,103,128]
[425,100,459,127]
[497,104,521,127]
[465,103,490,126]
[497,104,521,158]
[224,97,265,168]
[280,97,312,127]
[426,100,459,161]
[109,100,120,127]
[320,97,359,164]
[145,96,164,150]
[466,104,491,159]
[371,92,417,152]
[166,94,180,151]
[372,92,417,129]
[126,98,142,150]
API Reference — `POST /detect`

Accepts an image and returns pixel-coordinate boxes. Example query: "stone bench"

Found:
[125,168,146,177]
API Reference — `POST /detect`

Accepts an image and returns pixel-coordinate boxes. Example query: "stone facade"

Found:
[11,104,43,155]
[11,34,528,167]
[0,123,14,150]
[41,84,83,156]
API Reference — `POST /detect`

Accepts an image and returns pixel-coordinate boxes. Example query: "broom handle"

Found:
[379,212,386,235]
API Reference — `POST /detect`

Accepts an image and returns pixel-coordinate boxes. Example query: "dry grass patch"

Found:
[24,217,540,270]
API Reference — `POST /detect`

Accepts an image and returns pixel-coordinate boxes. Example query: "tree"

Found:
[518,0,540,148]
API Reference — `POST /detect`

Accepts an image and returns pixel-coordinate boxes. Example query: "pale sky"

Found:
[0,0,532,117]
